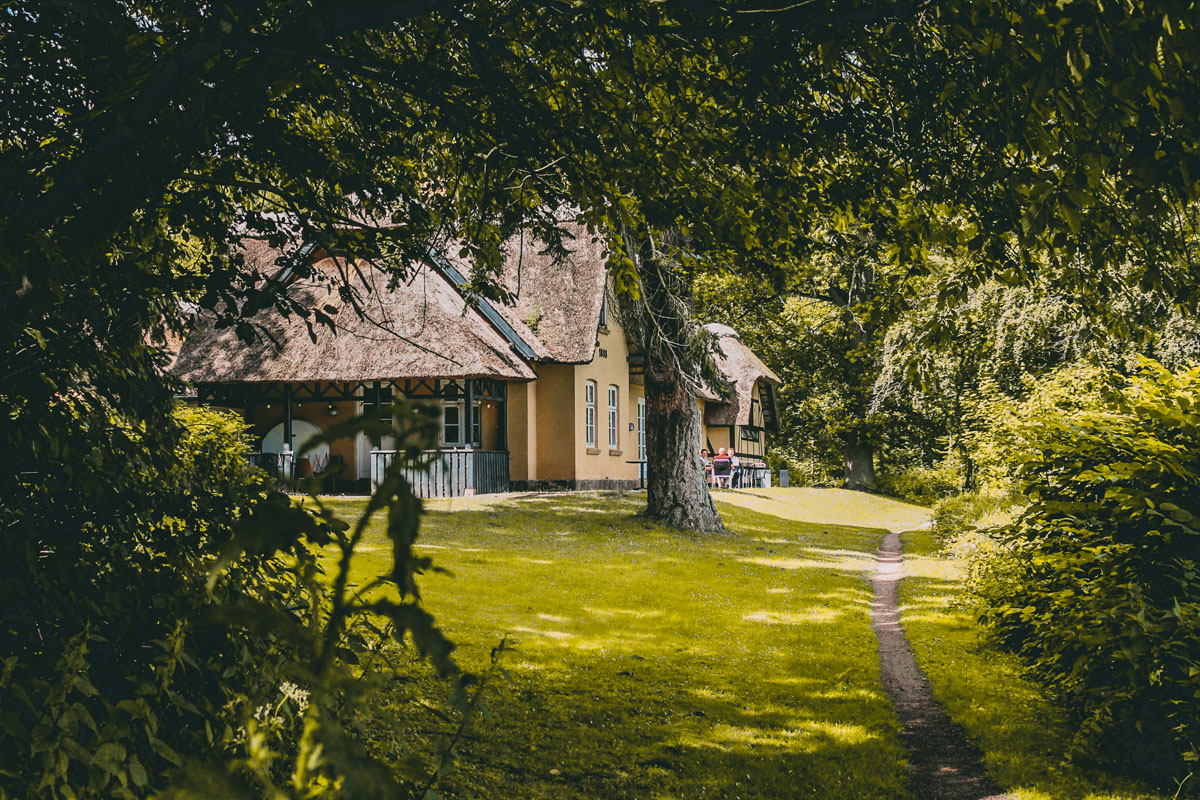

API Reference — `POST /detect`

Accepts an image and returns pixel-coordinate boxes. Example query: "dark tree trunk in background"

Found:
[644,362,724,533]
[960,449,976,492]
[842,439,876,490]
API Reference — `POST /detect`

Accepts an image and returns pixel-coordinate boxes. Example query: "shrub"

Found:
[978,360,1200,781]
[876,462,962,506]
[1,402,308,798]
[932,490,1007,539]
[0,400,462,799]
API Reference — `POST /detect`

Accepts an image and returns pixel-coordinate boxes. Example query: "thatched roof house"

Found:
[172,227,780,495]
[703,323,782,427]
[173,260,536,384]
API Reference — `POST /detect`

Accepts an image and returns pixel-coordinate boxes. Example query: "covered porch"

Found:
[198,377,512,497]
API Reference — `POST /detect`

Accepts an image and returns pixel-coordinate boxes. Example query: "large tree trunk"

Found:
[842,439,876,491]
[960,448,976,492]
[644,368,725,533]
[618,247,725,533]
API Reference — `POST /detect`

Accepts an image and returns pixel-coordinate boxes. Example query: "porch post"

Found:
[283,383,293,449]
[500,381,508,451]
[465,379,475,448]
[242,384,254,427]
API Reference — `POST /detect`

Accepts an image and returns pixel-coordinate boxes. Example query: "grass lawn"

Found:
[899,527,1173,800]
[717,487,930,532]
[317,489,917,799]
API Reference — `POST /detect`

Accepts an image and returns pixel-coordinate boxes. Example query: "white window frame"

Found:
[441,401,465,447]
[607,385,619,449]
[585,381,597,448]
[637,397,646,461]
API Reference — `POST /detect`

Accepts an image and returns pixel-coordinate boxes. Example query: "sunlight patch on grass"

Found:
[738,550,875,574]
[720,487,931,532]
[322,490,913,799]
[743,609,844,625]
[509,625,575,641]
[583,606,665,620]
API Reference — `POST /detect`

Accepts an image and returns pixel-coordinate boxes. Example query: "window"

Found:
[598,296,608,329]
[637,397,646,461]
[608,385,619,449]
[472,402,481,447]
[584,381,596,447]
[442,403,462,446]
[741,426,761,443]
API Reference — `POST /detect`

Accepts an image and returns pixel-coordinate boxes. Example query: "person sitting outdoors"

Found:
[710,447,732,488]
[728,447,741,488]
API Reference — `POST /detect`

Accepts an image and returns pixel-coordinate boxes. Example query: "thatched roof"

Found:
[171,231,782,403]
[171,255,536,384]
[703,323,782,426]
[484,223,609,364]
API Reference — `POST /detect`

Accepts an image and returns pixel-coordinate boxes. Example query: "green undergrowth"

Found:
[899,527,1175,800]
[316,490,910,799]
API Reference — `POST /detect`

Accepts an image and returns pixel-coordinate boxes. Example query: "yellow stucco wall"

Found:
[506,379,537,481]
[533,363,577,480]
[571,305,643,482]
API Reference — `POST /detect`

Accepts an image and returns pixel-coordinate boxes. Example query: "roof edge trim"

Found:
[426,248,539,362]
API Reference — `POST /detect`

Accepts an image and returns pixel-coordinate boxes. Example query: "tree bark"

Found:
[618,248,725,533]
[842,439,876,491]
[643,367,725,533]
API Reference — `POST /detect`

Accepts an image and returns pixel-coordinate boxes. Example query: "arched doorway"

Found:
[261,420,329,462]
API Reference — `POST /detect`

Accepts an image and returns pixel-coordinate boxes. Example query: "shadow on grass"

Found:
[324,492,919,799]
[379,633,907,800]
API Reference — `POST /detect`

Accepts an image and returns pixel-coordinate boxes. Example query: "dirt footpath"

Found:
[870,530,1007,800]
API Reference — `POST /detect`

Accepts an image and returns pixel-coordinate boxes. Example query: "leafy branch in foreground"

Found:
[183,400,501,799]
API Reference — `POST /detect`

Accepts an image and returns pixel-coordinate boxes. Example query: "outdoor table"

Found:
[625,460,647,489]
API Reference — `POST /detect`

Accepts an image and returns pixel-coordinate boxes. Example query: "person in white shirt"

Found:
[728,447,741,487]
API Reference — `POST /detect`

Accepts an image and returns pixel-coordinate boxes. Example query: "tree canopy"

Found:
[6,0,1200,794]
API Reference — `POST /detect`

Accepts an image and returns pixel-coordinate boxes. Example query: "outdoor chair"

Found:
[711,460,732,489]
[321,454,345,494]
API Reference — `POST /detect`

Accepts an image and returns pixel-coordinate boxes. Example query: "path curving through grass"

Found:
[871,529,1005,800]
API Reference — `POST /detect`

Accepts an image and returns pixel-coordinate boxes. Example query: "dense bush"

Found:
[977,361,1200,779]
[4,401,288,797]
[964,362,1120,491]
[0,399,459,799]
[874,462,962,506]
